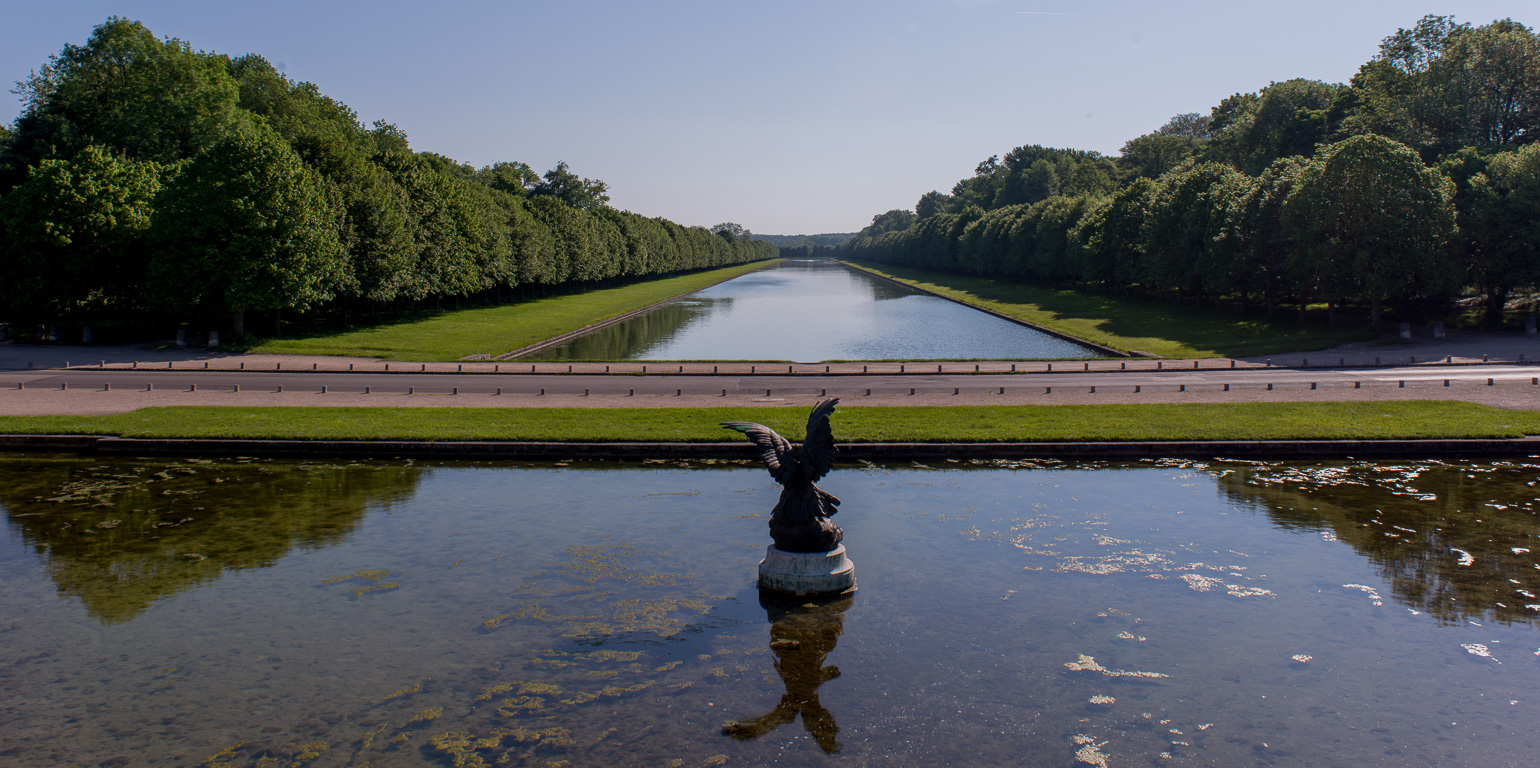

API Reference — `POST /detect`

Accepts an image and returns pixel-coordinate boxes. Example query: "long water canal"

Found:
[526,260,1100,361]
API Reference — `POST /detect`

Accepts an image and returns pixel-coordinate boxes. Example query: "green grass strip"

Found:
[1,402,1534,443]
[244,260,779,361]
[846,261,1373,358]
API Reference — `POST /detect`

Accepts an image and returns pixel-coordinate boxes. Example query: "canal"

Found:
[2,454,1536,766]
[525,260,1101,361]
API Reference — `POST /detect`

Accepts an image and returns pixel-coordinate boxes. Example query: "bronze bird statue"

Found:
[722,398,843,553]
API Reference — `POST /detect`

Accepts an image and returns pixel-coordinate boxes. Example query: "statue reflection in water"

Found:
[722,593,854,754]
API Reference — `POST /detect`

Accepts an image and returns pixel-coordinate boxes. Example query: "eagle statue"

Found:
[721,398,843,553]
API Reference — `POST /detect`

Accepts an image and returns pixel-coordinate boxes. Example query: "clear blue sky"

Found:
[3,1,1534,234]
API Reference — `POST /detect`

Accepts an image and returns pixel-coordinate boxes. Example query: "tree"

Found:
[1142,162,1245,296]
[479,161,539,195]
[857,210,914,238]
[0,144,160,319]
[7,17,241,169]
[915,190,950,219]
[1156,112,1212,139]
[148,125,345,334]
[1077,178,1154,286]
[712,222,751,241]
[1217,156,1307,316]
[1118,133,1201,180]
[1445,144,1540,322]
[532,161,609,211]
[1284,135,1459,327]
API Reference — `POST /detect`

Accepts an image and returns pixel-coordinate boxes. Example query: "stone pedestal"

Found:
[1398,322,1412,340]
[176,329,187,348]
[1527,316,1537,335]
[758,545,855,597]
[81,325,93,344]
[1432,320,1445,339]
[208,331,220,349]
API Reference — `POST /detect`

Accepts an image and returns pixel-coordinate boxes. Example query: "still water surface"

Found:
[2,455,1538,766]
[527,260,1100,361]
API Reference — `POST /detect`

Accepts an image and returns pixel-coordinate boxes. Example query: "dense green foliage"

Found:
[0,401,1534,443]
[846,15,1540,327]
[0,19,774,337]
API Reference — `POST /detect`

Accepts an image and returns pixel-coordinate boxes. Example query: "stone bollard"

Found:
[208,331,220,349]
[81,326,93,344]
[1398,322,1412,340]
[1433,321,1446,339]
[176,329,187,348]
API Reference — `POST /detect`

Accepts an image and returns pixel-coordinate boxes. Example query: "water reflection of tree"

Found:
[1215,461,1540,626]
[528,299,721,360]
[0,456,423,623]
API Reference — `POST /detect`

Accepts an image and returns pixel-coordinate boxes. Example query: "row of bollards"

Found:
[28,354,1540,376]
[11,378,1535,396]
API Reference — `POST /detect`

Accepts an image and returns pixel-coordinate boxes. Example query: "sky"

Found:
[2,1,1536,235]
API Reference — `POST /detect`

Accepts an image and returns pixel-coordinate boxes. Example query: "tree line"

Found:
[0,18,775,338]
[845,15,1540,328]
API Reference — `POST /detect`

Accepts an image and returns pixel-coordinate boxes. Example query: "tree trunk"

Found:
[1328,301,1337,325]
[1486,289,1508,327]
[274,309,282,337]
[1370,296,1382,330]
[232,310,245,337]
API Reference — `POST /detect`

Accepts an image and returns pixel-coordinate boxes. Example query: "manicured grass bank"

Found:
[846,261,1373,359]
[2,402,1535,443]
[245,260,779,361]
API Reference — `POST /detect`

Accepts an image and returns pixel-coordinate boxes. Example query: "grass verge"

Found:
[845,261,1373,359]
[1,402,1535,443]
[243,260,779,361]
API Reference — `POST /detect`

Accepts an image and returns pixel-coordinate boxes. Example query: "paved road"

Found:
[7,364,1537,397]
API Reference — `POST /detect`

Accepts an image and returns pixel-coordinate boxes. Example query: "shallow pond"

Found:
[525,260,1100,361]
[2,454,1538,767]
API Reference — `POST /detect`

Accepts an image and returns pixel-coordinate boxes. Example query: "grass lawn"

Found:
[2,402,1535,443]
[846,261,1374,358]
[243,260,779,361]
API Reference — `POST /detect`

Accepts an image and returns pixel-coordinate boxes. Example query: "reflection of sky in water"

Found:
[1,456,1538,766]
[534,260,1098,360]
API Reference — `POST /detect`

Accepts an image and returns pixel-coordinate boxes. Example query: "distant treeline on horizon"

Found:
[843,14,1540,327]
[0,18,775,337]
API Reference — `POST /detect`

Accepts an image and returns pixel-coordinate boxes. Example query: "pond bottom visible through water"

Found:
[0,455,1538,767]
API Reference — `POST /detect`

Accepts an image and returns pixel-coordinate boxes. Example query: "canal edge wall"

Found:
[491,259,783,361]
[839,260,1133,358]
[3,434,1537,460]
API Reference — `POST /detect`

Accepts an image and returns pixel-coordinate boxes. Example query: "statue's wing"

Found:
[801,398,840,482]
[721,421,794,483]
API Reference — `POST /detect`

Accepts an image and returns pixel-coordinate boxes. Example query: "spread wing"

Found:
[720,421,795,483]
[801,398,839,482]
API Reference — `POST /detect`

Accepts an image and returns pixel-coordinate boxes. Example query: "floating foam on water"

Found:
[1452,548,1475,566]
[1343,584,1384,606]
[1462,643,1499,662]
[1291,654,1313,663]
[1064,654,1170,679]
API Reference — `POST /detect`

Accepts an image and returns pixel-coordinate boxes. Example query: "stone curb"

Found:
[2,434,1537,460]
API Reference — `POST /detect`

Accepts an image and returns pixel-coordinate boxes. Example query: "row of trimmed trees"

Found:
[845,15,1540,327]
[0,19,774,337]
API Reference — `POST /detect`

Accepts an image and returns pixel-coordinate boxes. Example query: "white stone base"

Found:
[758,545,856,596]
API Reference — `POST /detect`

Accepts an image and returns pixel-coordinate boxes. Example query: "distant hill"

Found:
[753,233,857,247]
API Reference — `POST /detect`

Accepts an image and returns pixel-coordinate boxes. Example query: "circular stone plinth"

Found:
[758,545,856,597]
